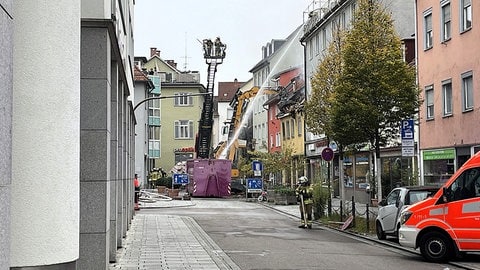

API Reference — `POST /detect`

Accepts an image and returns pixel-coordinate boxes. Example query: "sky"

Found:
[134,0,313,86]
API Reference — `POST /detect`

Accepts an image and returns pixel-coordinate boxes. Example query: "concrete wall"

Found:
[0,0,13,268]
[11,1,80,267]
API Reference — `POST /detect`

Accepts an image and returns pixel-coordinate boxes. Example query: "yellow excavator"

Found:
[214,86,277,178]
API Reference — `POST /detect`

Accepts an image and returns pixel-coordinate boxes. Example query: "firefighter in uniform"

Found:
[295,176,314,228]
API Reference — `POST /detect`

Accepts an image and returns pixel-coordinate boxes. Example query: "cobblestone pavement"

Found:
[109,213,240,270]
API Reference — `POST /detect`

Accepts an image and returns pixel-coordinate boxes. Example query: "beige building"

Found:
[416,0,480,184]
[138,49,206,175]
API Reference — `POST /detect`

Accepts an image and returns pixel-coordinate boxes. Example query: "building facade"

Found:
[136,50,205,177]
[134,66,154,187]
[416,0,480,185]
[250,25,305,154]
[2,0,137,268]
[215,79,245,150]
[301,0,416,200]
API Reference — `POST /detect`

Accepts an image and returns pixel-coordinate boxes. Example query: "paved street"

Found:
[110,196,480,270]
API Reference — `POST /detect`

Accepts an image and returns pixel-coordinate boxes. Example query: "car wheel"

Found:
[376,222,386,240]
[419,231,452,263]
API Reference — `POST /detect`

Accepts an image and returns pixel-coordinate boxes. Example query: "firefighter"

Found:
[134,174,141,210]
[296,176,314,228]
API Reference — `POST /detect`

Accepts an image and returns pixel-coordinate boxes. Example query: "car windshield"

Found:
[407,189,437,205]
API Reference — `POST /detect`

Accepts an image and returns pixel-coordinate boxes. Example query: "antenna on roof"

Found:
[182,32,191,72]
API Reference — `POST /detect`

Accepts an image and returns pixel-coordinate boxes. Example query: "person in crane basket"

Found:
[295,176,314,228]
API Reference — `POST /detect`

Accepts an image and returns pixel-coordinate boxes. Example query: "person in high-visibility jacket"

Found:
[295,176,314,228]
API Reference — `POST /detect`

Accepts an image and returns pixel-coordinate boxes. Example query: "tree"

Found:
[333,0,420,199]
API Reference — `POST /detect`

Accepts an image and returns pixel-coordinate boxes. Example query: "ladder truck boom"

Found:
[195,37,226,159]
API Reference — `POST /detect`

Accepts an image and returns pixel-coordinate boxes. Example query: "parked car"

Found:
[376,186,440,240]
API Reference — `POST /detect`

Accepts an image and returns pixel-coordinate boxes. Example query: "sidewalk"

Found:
[109,196,373,269]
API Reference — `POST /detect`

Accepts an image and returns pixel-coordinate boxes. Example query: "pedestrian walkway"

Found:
[109,214,240,270]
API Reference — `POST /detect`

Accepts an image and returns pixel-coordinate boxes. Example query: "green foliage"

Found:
[312,183,330,219]
[306,0,421,157]
[334,0,420,151]
[305,27,345,138]
[156,177,173,188]
[273,185,296,195]
[238,148,297,179]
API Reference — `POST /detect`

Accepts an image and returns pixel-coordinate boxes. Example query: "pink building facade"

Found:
[416,0,480,184]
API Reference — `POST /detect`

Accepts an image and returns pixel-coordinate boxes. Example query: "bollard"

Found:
[328,197,332,217]
[340,200,343,222]
[351,196,356,227]
[366,203,370,233]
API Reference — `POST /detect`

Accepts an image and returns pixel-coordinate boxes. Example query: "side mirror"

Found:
[379,199,386,206]
[442,187,450,203]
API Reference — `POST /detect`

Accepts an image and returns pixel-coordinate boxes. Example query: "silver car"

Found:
[376,186,439,240]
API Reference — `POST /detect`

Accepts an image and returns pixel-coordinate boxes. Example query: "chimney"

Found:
[150,47,160,57]
[166,60,177,69]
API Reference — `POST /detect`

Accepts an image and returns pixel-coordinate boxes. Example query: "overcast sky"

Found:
[134,0,312,86]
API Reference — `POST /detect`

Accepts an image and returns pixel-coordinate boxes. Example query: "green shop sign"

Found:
[423,149,455,160]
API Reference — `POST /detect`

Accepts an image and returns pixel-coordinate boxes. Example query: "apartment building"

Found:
[416,0,480,184]
[249,25,305,154]
[137,49,205,177]
[133,66,154,187]
[300,0,415,200]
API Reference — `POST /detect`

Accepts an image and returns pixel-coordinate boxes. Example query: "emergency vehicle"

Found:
[398,151,480,262]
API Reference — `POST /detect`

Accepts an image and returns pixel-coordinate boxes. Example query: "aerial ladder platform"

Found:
[195,38,226,159]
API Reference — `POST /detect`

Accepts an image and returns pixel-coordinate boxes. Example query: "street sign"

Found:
[321,147,334,162]
[401,119,415,157]
[173,173,189,185]
[252,160,263,176]
[247,178,263,193]
[402,147,415,157]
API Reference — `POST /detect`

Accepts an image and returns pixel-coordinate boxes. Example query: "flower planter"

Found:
[157,186,167,194]
[168,188,180,198]
[274,193,297,205]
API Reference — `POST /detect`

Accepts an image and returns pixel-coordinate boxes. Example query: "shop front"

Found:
[422,148,455,185]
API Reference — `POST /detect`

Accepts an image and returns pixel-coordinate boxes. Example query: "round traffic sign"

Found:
[321,147,334,162]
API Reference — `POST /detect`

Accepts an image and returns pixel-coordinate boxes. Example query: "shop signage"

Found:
[423,149,455,160]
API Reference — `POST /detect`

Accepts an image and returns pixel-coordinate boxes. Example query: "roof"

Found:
[217,80,245,102]
[134,65,150,82]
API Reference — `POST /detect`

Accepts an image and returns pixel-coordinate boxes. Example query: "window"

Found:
[297,117,302,136]
[442,80,453,116]
[441,2,451,41]
[174,120,193,139]
[461,0,472,31]
[386,189,400,205]
[285,120,291,139]
[447,167,480,202]
[149,126,161,158]
[322,28,327,51]
[315,34,320,55]
[290,119,295,138]
[276,132,281,147]
[174,92,193,106]
[424,11,433,49]
[462,72,474,111]
[425,85,434,119]
[148,97,161,126]
[309,42,313,59]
